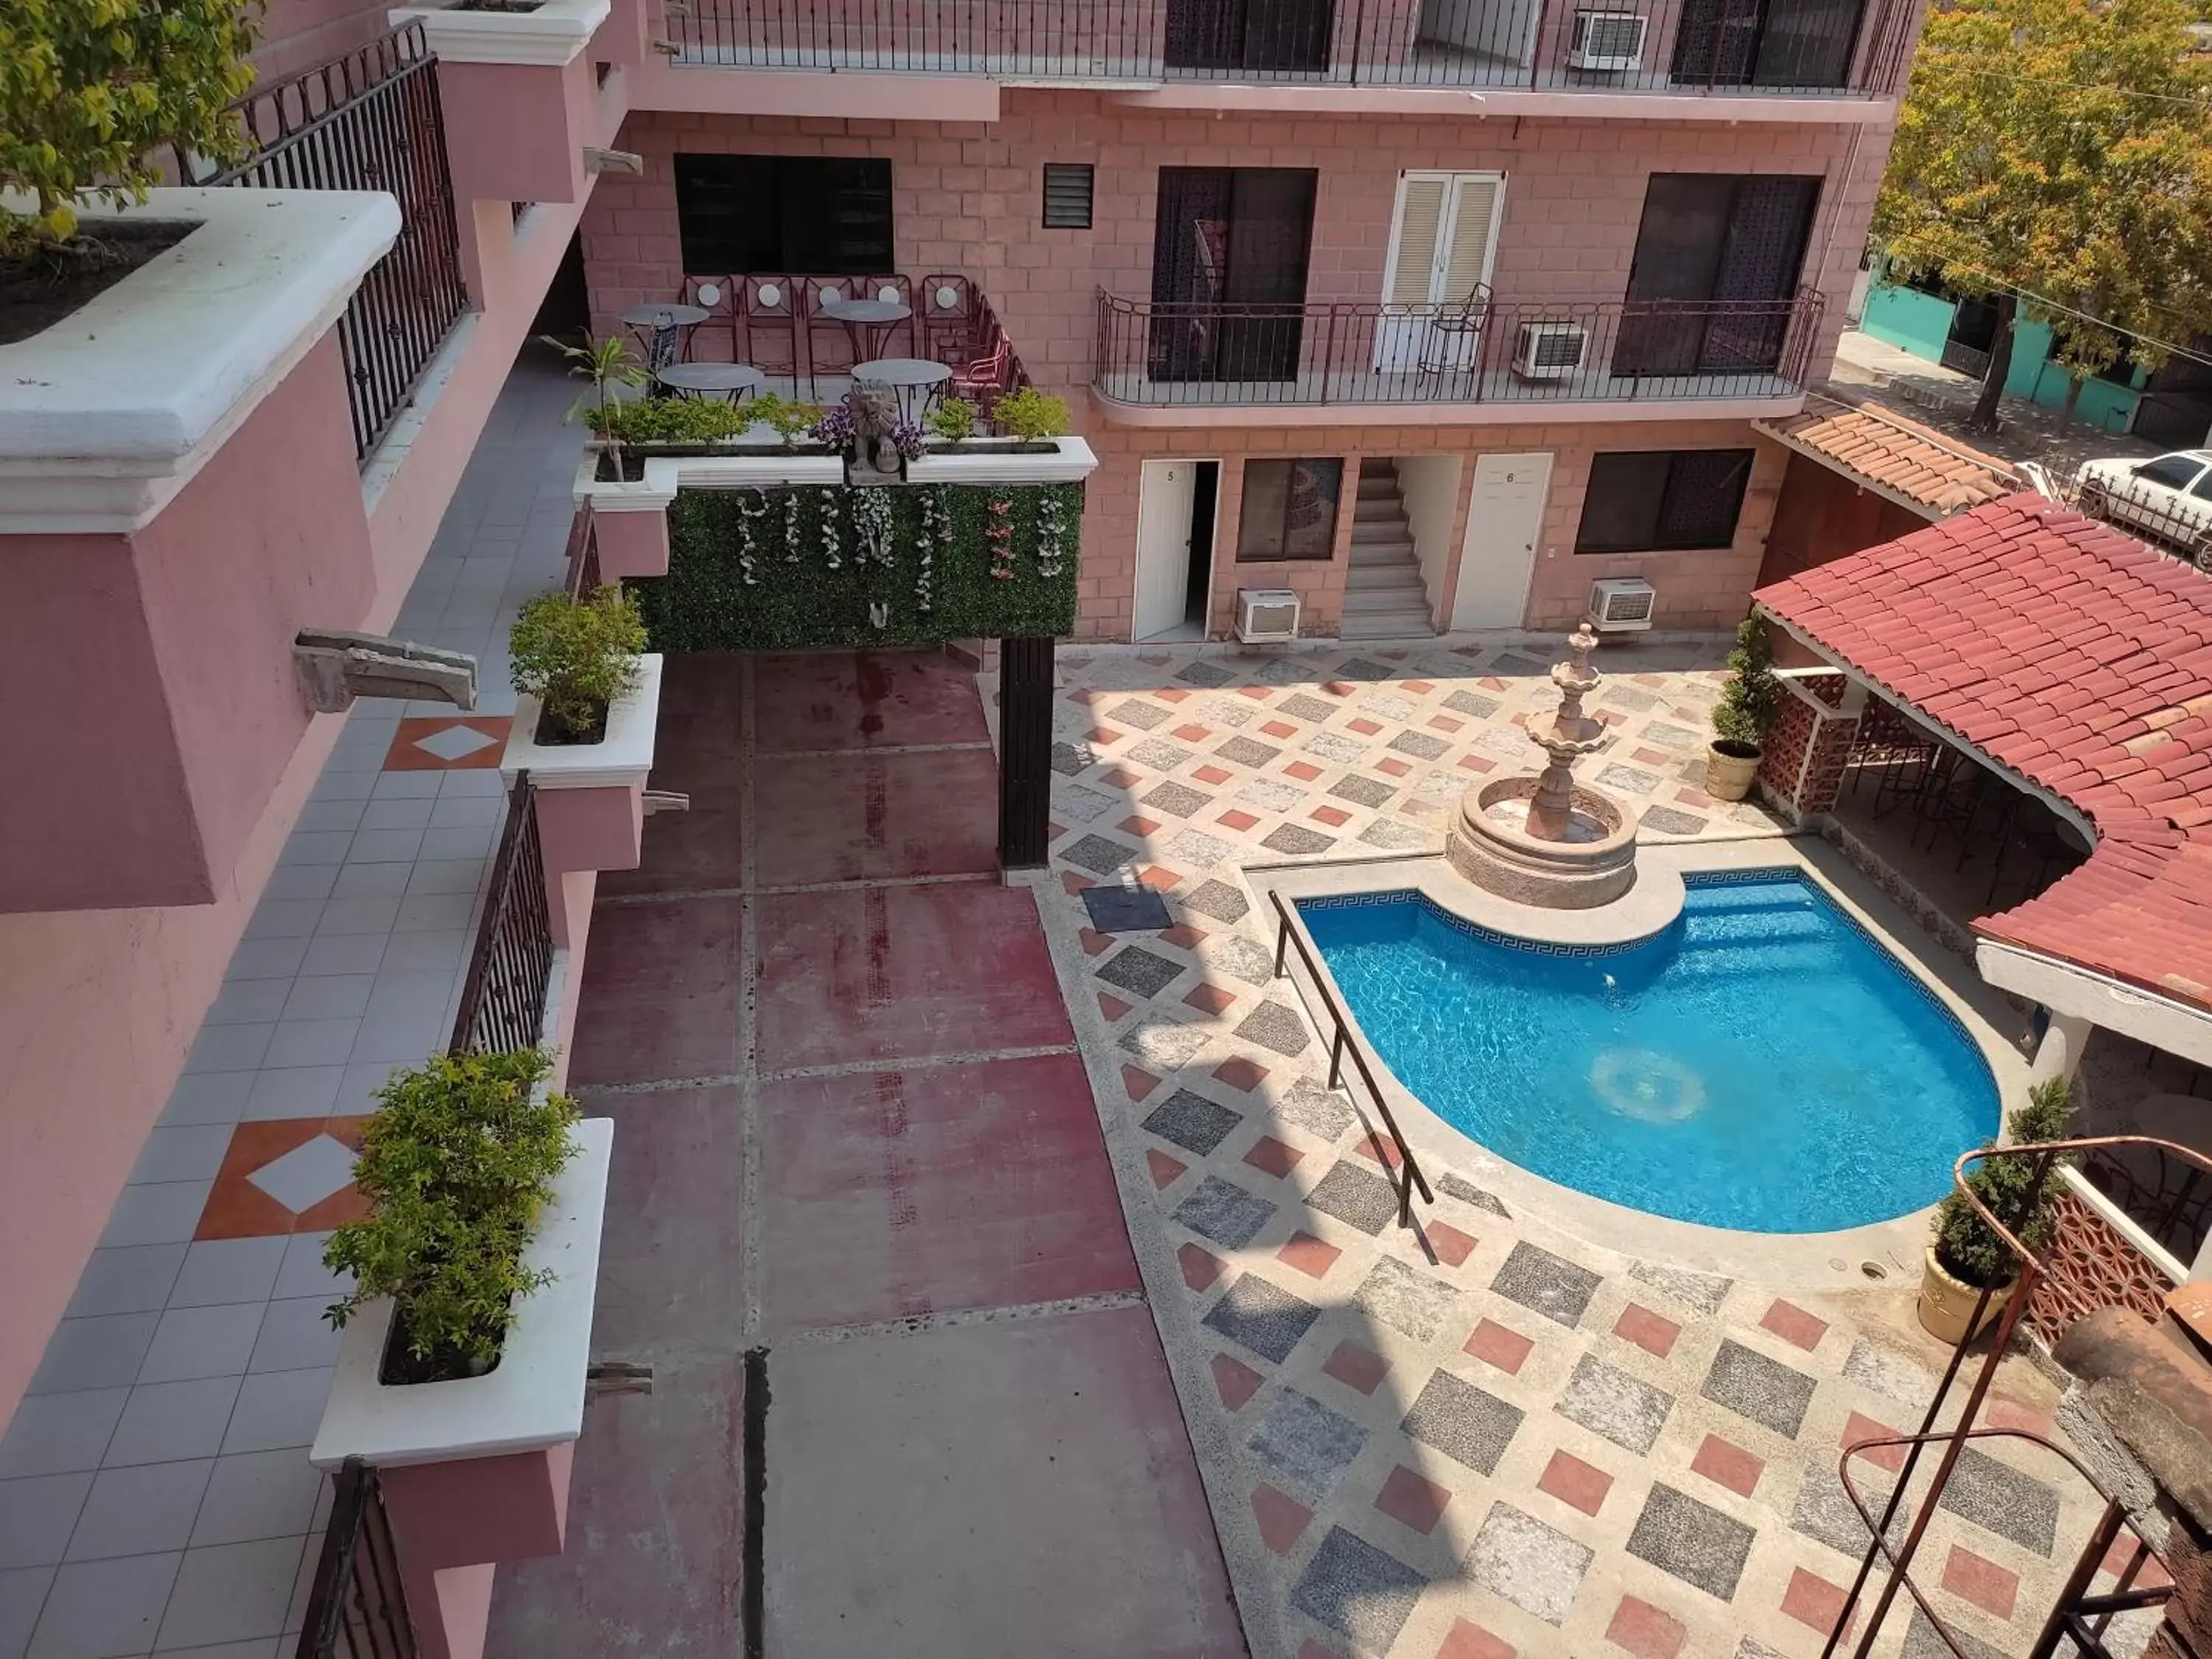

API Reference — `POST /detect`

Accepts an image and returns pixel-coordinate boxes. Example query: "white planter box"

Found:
[569,435,1099,511]
[0,189,400,534]
[388,0,610,63]
[311,1115,613,1468]
[502,652,663,791]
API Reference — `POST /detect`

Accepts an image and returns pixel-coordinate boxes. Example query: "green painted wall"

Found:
[1860,282,2143,429]
[1861,282,1956,361]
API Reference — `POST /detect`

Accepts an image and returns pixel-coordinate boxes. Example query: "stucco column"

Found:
[2029,1010,2095,1088]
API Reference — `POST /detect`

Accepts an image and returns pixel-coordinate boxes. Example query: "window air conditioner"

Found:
[1237,588,1302,644]
[1587,578,1656,633]
[1512,321,1590,380]
[1568,10,1647,69]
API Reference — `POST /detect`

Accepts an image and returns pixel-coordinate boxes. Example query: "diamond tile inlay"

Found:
[244,1133,358,1214]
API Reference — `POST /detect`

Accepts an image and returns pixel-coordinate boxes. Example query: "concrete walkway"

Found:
[482,652,1246,1659]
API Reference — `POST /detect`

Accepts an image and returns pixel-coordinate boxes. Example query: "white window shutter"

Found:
[1442,177,1500,301]
[1388,176,1448,306]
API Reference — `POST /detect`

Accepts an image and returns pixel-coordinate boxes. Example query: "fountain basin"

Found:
[1447,776,1640,909]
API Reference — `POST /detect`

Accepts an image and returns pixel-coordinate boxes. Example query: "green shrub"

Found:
[1712,616,1781,748]
[323,1050,580,1379]
[1931,1075,2075,1289]
[924,397,977,442]
[510,585,647,742]
[992,386,1071,441]
[745,392,824,445]
[587,396,753,445]
[545,333,644,431]
[1,0,260,254]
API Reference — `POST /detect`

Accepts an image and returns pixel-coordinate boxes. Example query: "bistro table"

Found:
[852,357,953,424]
[654,361,765,404]
[818,296,913,361]
[619,302,709,371]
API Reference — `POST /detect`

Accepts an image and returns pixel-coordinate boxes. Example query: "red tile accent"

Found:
[1060,872,1094,895]
[1942,1546,2018,1620]
[1243,1135,1304,1178]
[1192,764,1232,785]
[1089,727,1123,745]
[1174,724,1212,742]
[1078,928,1113,956]
[1613,1303,1682,1358]
[382,715,511,771]
[1211,1352,1265,1412]
[1217,810,1260,832]
[1237,686,1271,701]
[1121,1065,1161,1102]
[2100,1535,2174,1588]
[1183,981,1237,1015]
[1425,1220,1477,1267]
[1137,866,1181,891]
[1761,1298,1829,1350]
[1428,714,1464,734]
[1298,1644,1345,1659]
[1146,1149,1186,1190]
[1322,1340,1388,1395]
[195,1116,371,1241]
[1987,1397,2055,1438]
[1097,767,1141,788]
[1310,805,1352,827]
[1436,1619,1515,1659]
[1604,1596,1686,1659]
[1277,1231,1341,1279]
[1155,687,1190,703]
[1349,717,1384,735]
[1324,681,1357,697]
[1404,680,1435,694]
[1674,788,1714,807]
[1251,1484,1312,1554]
[1262,720,1298,739]
[1213,1057,1270,1091]
[1178,1244,1224,1292]
[1841,1411,1907,1475]
[1354,1131,1403,1169]
[1284,761,1324,782]
[1689,1434,1764,1498]
[1537,1449,1613,1517]
[1458,755,1495,773]
[1159,924,1208,950]
[1479,676,1509,691]
[1118,815,1161,837]
[1374,1464,1452,1534]
[1377,757,1412,777]
[1781,1568,1852,1638]
[1632,747,1672,766]
[1464,1319,1534,1375]
[1096,992,1132,1022]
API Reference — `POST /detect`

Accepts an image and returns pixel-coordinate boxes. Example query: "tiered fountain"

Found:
[1446,622,1641,908]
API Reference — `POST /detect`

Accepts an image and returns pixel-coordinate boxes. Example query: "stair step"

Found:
[1340,610,1437,640]
[1346,563,1425,592]
[1347,540,1418,566]
[1352,508,1408,531]
[1343,585,1433,613]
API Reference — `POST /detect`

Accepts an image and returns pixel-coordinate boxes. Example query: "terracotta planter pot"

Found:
[1705,739,1762,802]
[1917,1246,2014,1345]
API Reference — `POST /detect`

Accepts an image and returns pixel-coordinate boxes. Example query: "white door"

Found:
[1375,172,1504,375]
[1135,460,1199,641]
[1452,453,1551,631]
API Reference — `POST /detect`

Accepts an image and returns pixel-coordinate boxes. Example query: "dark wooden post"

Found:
[998,636,1055,871]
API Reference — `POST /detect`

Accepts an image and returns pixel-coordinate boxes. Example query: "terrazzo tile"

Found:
[1466,1503,1591,1626]
[1141,1091,1244,1156]
[1179,880,1250,923]
[1790,1467,1908,1557]
[1938,1447,2061,1557]
[1701,1340,1818,1439]
[1118,1015,1212,1071]
[1388,731,1450,760]
[1357,820,1431,851]
[1161,829,1237,869]
[1626,1484,1756,1601]
[1437,1175,1511,1218]
[1303,732,1371,763]
[1351,1257,1460,1342]
[1140,782,1213,818]
[1060,835,1138,875]
[1444,690,1500,717]
[1401,1371,1523,1476]
[1842,1340,1937,1411]
[1097,947,1186,998]
[1629,1261,1733,1315]
[1279,695,1337,723]
[1290,1527,1427,1652]
[1172,1177,1277,1250]
[1202,1276,1321,1364]
[1218,737,1281,767]
[1262,824,1338,855]
[1558,1354,1675,1455]
[1246,1391,1369,1500]
[1305,1161,1401,1235]
[1490,1241,1601,1328]
[1127,739,1194,770]
[1235,1003,1312,1058]
[1106,699,1170,730]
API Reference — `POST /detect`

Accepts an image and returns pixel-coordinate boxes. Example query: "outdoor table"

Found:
[654,361,765,404]
[819,296,913,361]
[619,302,709,370]
[852,357,953,424]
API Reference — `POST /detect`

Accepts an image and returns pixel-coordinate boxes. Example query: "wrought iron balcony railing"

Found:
[672,0,1915,96]
[1091,285,1827,409]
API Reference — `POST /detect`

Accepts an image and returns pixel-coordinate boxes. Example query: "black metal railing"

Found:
[184,24,470,466]
[1269,891,1434,1229]
[1094,285,1826,408]
[448,773,555,1055]
[673,0,1916,94]
[296,1458,417,1659]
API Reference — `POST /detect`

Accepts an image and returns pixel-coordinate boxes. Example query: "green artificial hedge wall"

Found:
[636,482,1083,651]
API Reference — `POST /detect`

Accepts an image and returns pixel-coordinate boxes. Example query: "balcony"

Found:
[1089,287,1826,420]
[669,0,1913,98]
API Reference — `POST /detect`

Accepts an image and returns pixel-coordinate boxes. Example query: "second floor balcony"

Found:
[1089,286,1827,417]
[671,0,1914,98]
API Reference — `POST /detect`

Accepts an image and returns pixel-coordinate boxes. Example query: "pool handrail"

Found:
[1267,888,1436,1230]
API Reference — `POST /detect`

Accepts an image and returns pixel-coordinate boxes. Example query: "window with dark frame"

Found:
[672,153,894,274]
[1237,459,1343,562]
[1043,164,1094,229]
[1574,450,1755,554]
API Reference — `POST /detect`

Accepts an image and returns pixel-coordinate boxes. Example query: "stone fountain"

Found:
[1446,622,1641,908]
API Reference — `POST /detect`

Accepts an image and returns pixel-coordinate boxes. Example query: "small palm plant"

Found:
[543,332,645,431]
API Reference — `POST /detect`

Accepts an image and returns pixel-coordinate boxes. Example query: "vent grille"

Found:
[1043,164,1094,229]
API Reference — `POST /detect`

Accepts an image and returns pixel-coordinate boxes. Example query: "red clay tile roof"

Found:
[1757,398,2018,516]
[1753,495,2212,1011]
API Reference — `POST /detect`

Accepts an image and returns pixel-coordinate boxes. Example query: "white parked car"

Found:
[2073,450,2212,563]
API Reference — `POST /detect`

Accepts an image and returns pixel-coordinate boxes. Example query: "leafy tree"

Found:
[1,0,260,254]
[1931,1075,2075,1288]
[1875,0,2212,428]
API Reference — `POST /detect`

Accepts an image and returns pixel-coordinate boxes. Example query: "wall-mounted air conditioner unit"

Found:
[1568,10,1647,69]
[1587,577,1656,632]
[1512,321,1589,380]
[1237,588,1301,644]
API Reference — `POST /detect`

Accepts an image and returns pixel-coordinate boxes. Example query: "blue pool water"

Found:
[1298,873,1998,1234]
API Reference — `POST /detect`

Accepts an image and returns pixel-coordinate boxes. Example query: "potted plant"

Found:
[509,583,647,745]
[323,1049,580,1383]
[924,396,977,443]
[1705,616,1781,801]
[990,386,1071,449]
[1918,1076,2074,1344]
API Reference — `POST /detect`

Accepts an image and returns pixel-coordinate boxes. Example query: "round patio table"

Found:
[654,361,765,404]
[819,296,913,361]
[852,357,953,424]
[619,302,709,370]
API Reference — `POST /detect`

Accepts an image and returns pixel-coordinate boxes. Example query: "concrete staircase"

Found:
[1340,461,1436,641]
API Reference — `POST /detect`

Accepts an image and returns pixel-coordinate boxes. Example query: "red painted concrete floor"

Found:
[489,652,1242,1659]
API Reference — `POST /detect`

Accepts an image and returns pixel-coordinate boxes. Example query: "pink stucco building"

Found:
[0,0,1921,1520]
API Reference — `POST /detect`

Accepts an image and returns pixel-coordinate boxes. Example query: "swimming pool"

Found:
[1297,872,1999,1234]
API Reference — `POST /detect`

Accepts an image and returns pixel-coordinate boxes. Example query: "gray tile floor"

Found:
[0,347,583,1659]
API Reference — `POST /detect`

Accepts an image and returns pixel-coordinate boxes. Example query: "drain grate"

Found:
[1082,882,1173,933]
